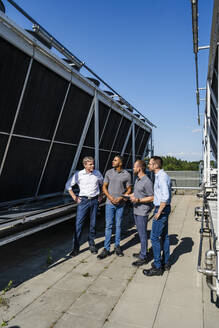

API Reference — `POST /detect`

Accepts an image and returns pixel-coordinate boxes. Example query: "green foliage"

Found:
[162,156,199,171]
[2,281,13,295]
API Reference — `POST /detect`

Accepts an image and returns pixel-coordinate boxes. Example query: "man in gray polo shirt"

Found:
[97,155,132,259]
[130,160,154,266]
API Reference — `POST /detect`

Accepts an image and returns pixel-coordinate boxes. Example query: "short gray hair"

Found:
[83,156,94,165]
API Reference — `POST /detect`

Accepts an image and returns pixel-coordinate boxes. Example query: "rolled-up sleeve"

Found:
[98,171,104,185]
[159,175,170,203]
[65,173,77,191]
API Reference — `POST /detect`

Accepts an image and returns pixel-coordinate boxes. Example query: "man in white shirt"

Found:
[66,156,103,256]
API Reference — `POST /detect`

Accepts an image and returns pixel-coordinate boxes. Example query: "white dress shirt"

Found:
[66,169,103,197]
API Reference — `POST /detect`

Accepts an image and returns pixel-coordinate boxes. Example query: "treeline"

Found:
[161,156,200,171]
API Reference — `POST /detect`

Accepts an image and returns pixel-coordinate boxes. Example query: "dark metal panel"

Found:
[126,153,133,170]
[113,118,131,152]
[105,152,116,173]
[0,37,30,132]
[99,102,111,139]
[139,131,150,155]
[84,116,94,148]
[0,134,9,165]
[55,84,93,144]
[14,60,68,139]
[38,143,77,195]
[99,150,111,173]
[135,127,144,155]
[0,137,49,202]
[122,154,129,169]
[100,110,122,151]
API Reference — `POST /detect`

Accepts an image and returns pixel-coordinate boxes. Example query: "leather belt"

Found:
[81,195,98,200]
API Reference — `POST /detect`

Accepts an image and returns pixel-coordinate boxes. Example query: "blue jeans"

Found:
[72,197,98,251]
[104,204,125,250]
[150,205,171,268]
[134,214,148,260]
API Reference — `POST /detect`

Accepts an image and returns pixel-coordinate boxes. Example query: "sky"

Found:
[3,0,214,161]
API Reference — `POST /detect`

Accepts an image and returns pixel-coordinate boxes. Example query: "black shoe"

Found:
[151,261,171,271]
[132,258,148,267]
[142,267,163,276]
[114,246,124,257]
[90,245,98,254]
[132,252,141,259]
[69,249,79,257]
[164,262,171,271]
[97,248,110,260]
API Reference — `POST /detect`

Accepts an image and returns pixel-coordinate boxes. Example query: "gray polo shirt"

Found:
[104,168,132,205]
[133,175,154,216]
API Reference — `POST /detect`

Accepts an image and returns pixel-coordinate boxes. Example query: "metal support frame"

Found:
[0,57,33,178]
[35,81,72,196]
[103,116,124,175]
[67,97,95,181]
[141,130,152,160]
[132,120,136,168]
[203,81,211,186]
[99,107,111,145]
[121,123,132,156]
[4,1,156,129]
[94,90,99,169]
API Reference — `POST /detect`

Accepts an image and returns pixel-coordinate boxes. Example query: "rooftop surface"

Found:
[0,195,219,327]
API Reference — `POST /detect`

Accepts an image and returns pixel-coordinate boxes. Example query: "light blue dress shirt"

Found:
[154,169,171,206]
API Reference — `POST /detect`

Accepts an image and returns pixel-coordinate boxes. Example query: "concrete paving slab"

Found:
[67,291,117,321]
[1,195,219,328]
[88,275,128,297]
[54,312,104,328]
[153,304,203,328]
[54,272,95,292]
[106,297,159,328]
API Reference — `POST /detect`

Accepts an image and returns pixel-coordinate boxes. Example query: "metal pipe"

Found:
[94,90,99,170]
[198,45,210,50]
[171,186,201,190]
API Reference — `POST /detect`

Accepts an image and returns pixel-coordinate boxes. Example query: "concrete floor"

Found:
[0,195,219,328]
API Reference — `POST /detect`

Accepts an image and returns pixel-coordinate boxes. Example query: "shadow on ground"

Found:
[0,204,136,290]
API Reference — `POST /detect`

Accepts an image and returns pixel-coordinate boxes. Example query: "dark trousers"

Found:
[150,205,171,268]
[134,214,148,260]
[72,197,98,251]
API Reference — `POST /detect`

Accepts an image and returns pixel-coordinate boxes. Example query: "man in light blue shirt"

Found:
[143,156,171,276]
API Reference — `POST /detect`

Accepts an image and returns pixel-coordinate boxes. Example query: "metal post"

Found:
[0,57,33,178]
[35,81,71,196]
[94,90,99,170]
[150,130,154,157]
[121,123,132,156]
[141,130,152,160]
[132,120,135,168]
[67,96,95,181]
[203,109,207,184]
[206,80,211,186]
